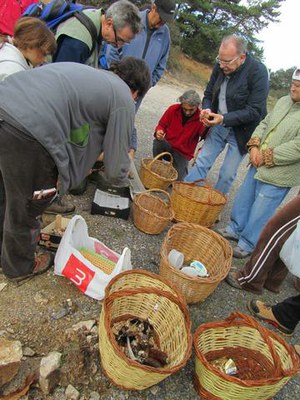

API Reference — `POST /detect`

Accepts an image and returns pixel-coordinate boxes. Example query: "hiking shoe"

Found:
[215,228,238,241]
[247,299,294,336]
[69,177,88,195]
[88,161,104,184]
[7,252,54,283]
[226,271,263,294]
[44,195,75,215]
[233,245,251,259]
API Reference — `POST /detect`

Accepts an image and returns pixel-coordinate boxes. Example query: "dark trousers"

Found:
[152,139,189,181]
[236,194,300,293]
[0,120,58,278]
[273,295,300,331]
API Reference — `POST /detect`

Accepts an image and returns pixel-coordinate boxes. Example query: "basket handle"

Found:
[226,312,284,376]
[149,152,173,169]
[136,189,171,206]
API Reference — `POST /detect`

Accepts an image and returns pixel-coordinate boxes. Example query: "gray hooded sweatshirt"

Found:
[0,62,135,192]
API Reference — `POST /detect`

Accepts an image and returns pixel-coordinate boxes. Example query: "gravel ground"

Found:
[0,76,299,399]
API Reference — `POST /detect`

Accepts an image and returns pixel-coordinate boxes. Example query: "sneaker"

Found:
[44,195,75,215]
[69,177,88,196]
[247,299,294,336]
[226,271,263,294]
[215,228,238,241]
[232,245,251,259]
[7,251,54,283]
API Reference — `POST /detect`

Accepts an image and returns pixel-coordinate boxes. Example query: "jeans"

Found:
[226,166,290,253]
[153,139,189,181]
[184,125,245,195]
[0,120,58,278]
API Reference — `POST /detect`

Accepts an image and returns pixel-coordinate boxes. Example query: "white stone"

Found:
[0,338,22,386]
[71,320,96,332]
[65,384,80,400]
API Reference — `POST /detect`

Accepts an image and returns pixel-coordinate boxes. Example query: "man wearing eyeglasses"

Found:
[102,0,176,158]
[53,0,142,67]
[185,34,269,196]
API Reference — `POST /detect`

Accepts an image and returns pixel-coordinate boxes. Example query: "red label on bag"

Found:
[62,254,95,293]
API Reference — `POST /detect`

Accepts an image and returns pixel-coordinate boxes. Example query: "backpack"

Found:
[22,0,100,55]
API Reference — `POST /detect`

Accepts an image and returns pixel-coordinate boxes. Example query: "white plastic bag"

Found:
[279,220,300,277]
[54,215,132,299]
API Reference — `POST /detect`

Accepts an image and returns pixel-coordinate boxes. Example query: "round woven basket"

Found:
[133,189,174,235]
[99,275,192,390]
[140,152,178,190]
[170,179,227,227]
[194,312,300,400]
[105,269,184,300]
[159,222,232,304]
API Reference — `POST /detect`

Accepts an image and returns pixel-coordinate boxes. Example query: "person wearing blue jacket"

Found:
[101,0,175,156]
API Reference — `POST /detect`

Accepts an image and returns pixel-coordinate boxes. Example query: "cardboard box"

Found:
[39,215,71,250]
[91,189,131,220]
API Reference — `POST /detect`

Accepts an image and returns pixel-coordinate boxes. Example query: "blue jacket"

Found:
[104,10,171,87]
[203,53,269,154]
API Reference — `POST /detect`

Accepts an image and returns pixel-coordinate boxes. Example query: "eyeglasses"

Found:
[215,55,240,65]
[113,26,128,48]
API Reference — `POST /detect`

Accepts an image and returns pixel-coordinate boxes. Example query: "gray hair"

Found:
[221,34,248,54]
[106,0,142,34]
[178,90,201,106]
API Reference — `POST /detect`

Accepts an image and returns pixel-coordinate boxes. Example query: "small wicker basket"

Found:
[194,312,300,400]
[159,222,232,304]
[133,189,174,235]
[140,152,178,190]
[170,179,227,227]
[99,271,192,390]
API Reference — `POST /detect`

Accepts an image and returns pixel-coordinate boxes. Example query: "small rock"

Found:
[72,320,96,332]
[89,391,100,400]
[6,327,14,334]
[0,282,7,292]
[65,384,80,400]
[23,347,35,357]
[150,385,160,395]
[39,351,62,394]
[0,338,22,386]
[34,292,48,305]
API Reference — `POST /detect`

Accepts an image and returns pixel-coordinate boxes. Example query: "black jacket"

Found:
[202,53,269,154]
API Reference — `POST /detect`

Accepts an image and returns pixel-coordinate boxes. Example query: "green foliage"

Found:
[176,0,284,63]
[269,66,296,99]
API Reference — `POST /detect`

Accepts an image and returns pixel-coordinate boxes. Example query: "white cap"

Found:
[292,67,300,81]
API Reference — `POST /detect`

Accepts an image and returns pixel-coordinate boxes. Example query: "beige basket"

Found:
[99,271,192,390]
[194,312,300,400]
[133,189,174,235]
[140,152,178,190]
[159,222,232,304]
[170,179,227,227]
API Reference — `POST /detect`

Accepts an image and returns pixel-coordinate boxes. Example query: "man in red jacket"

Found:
[153,89,207,180]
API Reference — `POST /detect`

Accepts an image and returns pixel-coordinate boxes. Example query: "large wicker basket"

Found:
[159,222,232,304]
[140,152,178,190]
[170,179,227,227]
[133,189,174,235]
[99,271,192,390]
[194,312,300,400]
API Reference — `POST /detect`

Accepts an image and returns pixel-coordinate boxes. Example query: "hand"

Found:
[250,147,263,167]
[201,112,223,127]
[155,130,165,141]
[128,148,135,160]
[200,108,211,121]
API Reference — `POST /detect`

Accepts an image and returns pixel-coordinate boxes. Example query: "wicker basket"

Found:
[194,312,300,400]
[133,189,174,235]
[99,272,192,390]
[159,222,232,304]
[105,269,184,300]
[170,179,227,227]
[140,152,178,190]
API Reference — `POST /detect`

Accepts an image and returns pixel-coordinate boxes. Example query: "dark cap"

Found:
[154,0,176,23]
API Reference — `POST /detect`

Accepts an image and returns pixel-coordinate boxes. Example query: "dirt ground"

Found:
[0,75,299,400]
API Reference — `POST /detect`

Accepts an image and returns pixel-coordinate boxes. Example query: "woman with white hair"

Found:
[153,89,207,180]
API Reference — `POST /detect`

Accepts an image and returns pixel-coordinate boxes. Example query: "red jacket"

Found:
[154,103,206,160]
[0,0,38,36]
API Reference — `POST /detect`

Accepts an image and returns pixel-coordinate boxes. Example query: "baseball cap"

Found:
[154,0,176,23]
[292,67,300,81]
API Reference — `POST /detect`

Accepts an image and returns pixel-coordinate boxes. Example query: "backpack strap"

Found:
[73,10,101,56]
